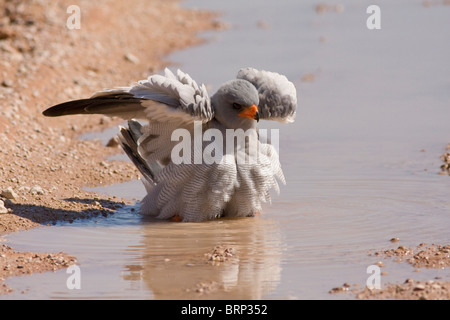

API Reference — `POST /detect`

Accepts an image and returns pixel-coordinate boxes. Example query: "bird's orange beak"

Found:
[238,104,260,122]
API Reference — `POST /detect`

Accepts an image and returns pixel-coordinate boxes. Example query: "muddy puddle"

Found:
[2,0,449,299]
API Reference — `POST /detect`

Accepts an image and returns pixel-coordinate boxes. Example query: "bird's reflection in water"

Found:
[122,215,283,299]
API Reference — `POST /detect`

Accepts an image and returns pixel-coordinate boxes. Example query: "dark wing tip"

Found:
[42,93,141,117]
[42,99,92,117]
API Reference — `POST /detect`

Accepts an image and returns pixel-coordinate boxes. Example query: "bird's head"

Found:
[211,79,260,130]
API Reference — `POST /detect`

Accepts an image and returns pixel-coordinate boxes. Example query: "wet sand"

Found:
[0,0,449,299]
[0,0,220,295]
[329,243,450,300]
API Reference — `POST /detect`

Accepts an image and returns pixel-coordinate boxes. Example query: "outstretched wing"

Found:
[43,68,213,168]
[43,68,214,125]
[236,67,297,123]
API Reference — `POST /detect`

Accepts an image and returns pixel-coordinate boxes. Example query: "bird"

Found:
[43,67,297,222]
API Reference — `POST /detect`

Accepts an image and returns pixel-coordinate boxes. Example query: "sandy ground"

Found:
[0,0,448,299]
[0,0,221,295]
[329,243,450,300]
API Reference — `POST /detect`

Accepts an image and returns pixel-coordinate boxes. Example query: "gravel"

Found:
[330,242,450,300]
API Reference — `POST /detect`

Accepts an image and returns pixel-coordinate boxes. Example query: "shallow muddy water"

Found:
[2,0,449,299]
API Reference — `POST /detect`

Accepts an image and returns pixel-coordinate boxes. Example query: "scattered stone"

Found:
[1,80,13,88]
[205,245,236,264]
[0,200,8,214]
[1,187,17,200]
[124,53,140,64]
[190,280,222,295]
[372,243,450,269]
[356,280,450,300]
[30,185,44,195]
[329,282,352,294]
[211,20,229,31]
[0,244,77,294]
[106,137,119,148]
[413,284,426,291]
[410,244,450,269]
[354,243,450,299]
[439,143,450,175]
[100,161,109,168]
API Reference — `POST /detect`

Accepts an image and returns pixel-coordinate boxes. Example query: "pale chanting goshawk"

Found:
[43,68,297,222]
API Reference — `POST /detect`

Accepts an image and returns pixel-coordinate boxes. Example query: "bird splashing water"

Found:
[43,68,297,222]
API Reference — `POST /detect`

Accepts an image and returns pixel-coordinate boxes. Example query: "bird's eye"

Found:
[232,103,241,110]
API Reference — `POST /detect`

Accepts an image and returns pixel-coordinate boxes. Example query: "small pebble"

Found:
[30,185,44,195]
[1,187,18,200]
[124,53,140,64]
[413,284,425,291]
[0,200,8,214]
[106,137,119,147]
[431,283,442,290]
[1,79,13,88]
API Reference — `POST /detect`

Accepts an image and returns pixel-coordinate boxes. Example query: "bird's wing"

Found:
[236,67,297,123]
[43,68,213,168]
[43,68,214,124]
